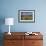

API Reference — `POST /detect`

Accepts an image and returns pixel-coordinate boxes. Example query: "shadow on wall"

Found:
[0,16,5,32]
[0,16,5,46]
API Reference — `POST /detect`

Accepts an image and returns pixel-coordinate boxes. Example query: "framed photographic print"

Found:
[18,10,35,23]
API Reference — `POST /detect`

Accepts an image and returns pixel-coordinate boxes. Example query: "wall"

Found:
[0,0,46,32]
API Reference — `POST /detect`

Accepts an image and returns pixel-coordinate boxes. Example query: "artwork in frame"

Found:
[18,10,35,23]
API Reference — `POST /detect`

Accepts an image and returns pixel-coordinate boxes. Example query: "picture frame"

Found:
[18,10,35,23]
